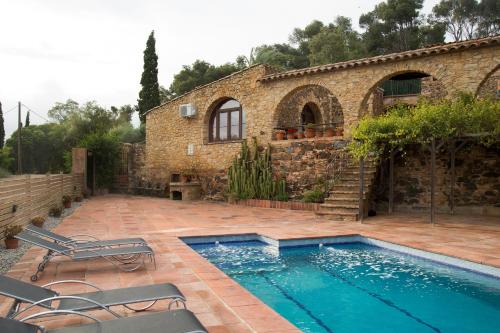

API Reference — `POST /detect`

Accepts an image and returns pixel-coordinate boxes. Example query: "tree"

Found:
[138,31,160,122]
[25,111,30,127]
[252,44,309,69]
[359,0,444,54]
[432,0,480,41]
[168,60,241,98]
[47,99,80,122]
[477,0,500,37]
[308,16,366,66]
[0,102,4,148]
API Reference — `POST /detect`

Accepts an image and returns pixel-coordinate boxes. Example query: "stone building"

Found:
[140,36,499,217]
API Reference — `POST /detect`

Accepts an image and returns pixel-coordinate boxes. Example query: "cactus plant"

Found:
[227,138,288,201]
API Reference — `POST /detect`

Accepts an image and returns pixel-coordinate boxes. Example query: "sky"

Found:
[0,0,440,138]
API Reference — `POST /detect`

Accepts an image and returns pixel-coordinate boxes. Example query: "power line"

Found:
[21,103,49,122]
[3,105,17,114]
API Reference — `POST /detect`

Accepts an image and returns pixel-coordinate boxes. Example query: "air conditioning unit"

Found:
[179,104,197,118]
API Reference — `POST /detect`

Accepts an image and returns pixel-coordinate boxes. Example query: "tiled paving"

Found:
[2,195,500,332]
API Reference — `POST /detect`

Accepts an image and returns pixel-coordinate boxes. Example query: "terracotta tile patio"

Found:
[2,195,500,332]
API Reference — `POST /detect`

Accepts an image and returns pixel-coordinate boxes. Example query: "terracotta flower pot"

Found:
[335,128,344,136]
[296,132,305,139]
[325,128,335,137]
[305,128,315,138]
[5,238,19,249]
[74,196,82,202]
[316,131,324,138]
[64,202,71,209]
[275,131,286,140]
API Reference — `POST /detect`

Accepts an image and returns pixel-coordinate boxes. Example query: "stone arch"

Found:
[273,84,343,130]
[476,64,500,99]
[358,69,447,118]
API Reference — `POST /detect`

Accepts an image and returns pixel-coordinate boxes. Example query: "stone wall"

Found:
[271,138,347,200]
[374,144,500,215]
[144,40,499,203]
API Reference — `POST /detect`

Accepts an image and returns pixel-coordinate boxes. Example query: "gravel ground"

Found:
[0,200,85,274]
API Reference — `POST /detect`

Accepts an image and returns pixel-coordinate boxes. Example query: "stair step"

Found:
[324,197,359,205]
[333,185,371,192]
[320,203,359,210]
[315,210,358,221]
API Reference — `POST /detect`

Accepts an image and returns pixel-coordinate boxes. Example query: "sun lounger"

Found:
[25,224,146,250]
[0,309,207,333]
[15,231,155,281]
[0,275,186,319]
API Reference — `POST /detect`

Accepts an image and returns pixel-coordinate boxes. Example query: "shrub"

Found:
[50,207,62,217]
[349,95,500,159]
[302,186,325,203]
[0,167,11,178]
[31,216,45,227]
[4,225,23,239]
[62,195,72,205]
[79,132,120,188]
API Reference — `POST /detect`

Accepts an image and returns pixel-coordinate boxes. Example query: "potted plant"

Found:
[31,216,45,228]
[296,130,305,139]
[275,130,286,140]
[335,127,344,136]
[62,195,72,208]
[82,189,90,198]
[324,127,335,137]
[315,129,324,138]
[4,225,23,249]
[74,195,82,202]
[286,128,297,139]
[305,123,316,138]
[50,206,62,217]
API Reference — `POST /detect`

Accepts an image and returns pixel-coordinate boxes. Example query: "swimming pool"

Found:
[188,238,500,333]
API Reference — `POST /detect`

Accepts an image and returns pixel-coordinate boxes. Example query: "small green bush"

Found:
[0,167,11,178]
[302,186,325,203]
[4,225,23,239]
[50,207,62,217]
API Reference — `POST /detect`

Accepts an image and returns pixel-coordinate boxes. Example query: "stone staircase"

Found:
[316,158,378,221]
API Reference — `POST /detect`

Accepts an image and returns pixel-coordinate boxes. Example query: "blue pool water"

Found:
[190,241,500,333]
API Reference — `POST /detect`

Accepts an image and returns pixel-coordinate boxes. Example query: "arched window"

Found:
[209,99,245,142]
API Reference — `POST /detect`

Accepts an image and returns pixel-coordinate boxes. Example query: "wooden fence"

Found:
[0,174,84,240]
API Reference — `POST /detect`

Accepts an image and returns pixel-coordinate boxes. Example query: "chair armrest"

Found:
[42,280,103,291]
[12,295,122,319]
[20,309,102,324]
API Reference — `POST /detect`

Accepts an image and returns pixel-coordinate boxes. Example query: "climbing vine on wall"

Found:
[349,94,500,159]
[227,138,288,201]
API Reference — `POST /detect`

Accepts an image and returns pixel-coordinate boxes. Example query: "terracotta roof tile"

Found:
[258,35,500,83]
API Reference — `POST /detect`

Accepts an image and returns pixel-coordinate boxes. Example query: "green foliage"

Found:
[49,207,62,217]
[79,132,121,188]
[0,102,4,149]
[4,225,23,239]
[0,146,13,170]
[0,167,10,178]
[302,186,325,203]
[349,95,500,158]
[109,123,144,143]
[359,0,444,55]
[308,17,366,66]
[25,111,30,127]
[167,60,243,99]
[138,31,161,122]
[432,0,499,41]
[227,138,288,201]
[252,44,309,70]
[6,124,67,173]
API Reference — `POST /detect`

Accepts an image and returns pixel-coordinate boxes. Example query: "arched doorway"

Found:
[359,71,446,118]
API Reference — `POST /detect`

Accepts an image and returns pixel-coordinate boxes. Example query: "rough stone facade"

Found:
[143,37,499,204]
[271,138,348,199]
[374,144,500,215]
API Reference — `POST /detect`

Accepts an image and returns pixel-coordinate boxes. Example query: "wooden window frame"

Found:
[209,100,244,142]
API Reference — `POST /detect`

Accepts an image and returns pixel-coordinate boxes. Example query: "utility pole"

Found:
[17,101,22,174]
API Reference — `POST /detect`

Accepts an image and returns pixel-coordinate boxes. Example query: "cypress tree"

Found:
[0,102,4,148]
[25,111,30,127]
[138,31,160,122]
